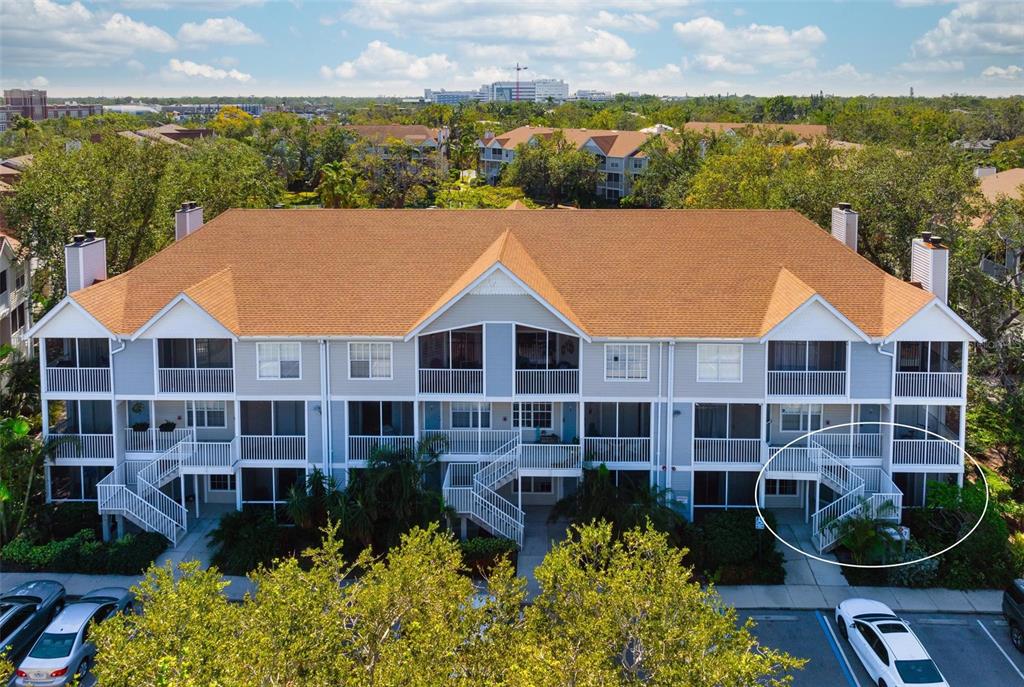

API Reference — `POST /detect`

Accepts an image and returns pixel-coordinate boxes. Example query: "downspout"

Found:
[665,341,675,494]
[655,342,663,488]
[320,339,331,479]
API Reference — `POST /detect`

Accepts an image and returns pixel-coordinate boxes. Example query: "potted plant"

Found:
[158,420,176,432]
[131,421,150,432]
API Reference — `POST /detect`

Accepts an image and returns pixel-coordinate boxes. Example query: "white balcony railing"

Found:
[239,435,306,461]
[892,439,962,467]
[583,437,651,463]
[421,429,518,455]
[124,428,195,453]
[520,443,582,471]
[45,367,111,393]
[766,447,816,473]
[47,433,115,460]
[158,368,233,393]
[514,369,580,395]
[348,435,416,461]
[813,432,883,459]
[895,372,963,398]
[166,439,238,470]
[693,438,763,463]
[442,463,475,514]
[767,370,846,396]
[417,368,483,394]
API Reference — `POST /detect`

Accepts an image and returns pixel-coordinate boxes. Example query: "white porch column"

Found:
[193,473,200,518]
[234,469,243,510]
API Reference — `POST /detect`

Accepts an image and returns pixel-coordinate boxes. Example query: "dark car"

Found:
[0,581,67,664]
[1002,579,1024,652]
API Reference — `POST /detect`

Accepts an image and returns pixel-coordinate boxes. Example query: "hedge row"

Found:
[1,529,168,574]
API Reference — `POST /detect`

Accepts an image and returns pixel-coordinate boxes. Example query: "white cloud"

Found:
[592,11,659,32]
[108,0,264,8]
[166,58,252,82]
[1,0,176,67]
[896,59,965,73]
[914,1,1024,57]
[320,41,456,81]
[536,28,636,61]
[178,17,263,46]
[29,76,50,88]
[674,17,826,73]
[982,64,1022,80]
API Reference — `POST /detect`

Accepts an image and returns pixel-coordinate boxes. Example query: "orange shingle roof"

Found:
[488,126,651,158]
[70,209,934,339]
[979,168,1024,203]
[344,125,440,146]
[683,122,829,140]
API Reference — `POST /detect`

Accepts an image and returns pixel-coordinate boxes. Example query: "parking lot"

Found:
[744,610,1024,686]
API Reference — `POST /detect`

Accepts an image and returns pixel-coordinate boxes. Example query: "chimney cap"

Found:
[929,235,945,247]
[920,231,932,243]
[72,234,85,244]
[837,202,852,211]
[84,229,97,241]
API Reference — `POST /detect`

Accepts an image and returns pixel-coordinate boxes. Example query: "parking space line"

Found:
[816,611,860,687]
[977,619,1024,683]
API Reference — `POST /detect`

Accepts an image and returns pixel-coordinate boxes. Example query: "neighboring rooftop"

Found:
[979,167,1024,204]
[344,124,442,146]
[482,126,653,158]
[71,209,934,340]
[683,122,829,140]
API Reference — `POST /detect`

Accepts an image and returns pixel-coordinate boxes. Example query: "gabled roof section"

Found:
[759,267,817,335]
[407,229,586,338]
[131,291,238,341]
[27,297,113,340]
[183,267,240,334]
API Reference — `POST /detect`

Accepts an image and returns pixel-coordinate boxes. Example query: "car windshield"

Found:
[28,632,76,659]
[895,659,943,684]
[877,622,909,634]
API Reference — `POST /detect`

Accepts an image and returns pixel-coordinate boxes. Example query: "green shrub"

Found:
[1010,533,1024,576]
[0,529,167,574]
[688,511,785,585]
[209,507,281,575]
[886,543,940,588]
[461,537,516,563]
[29,503,102,541]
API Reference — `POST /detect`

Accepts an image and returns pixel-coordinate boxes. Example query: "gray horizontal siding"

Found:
[329,340,416,395]
[850,342,892,399]
[580,342,662,397]
[485,323,513,396]
[235,341,322,396]
[113,339,154,396]
[671,402,693,467]
[674,343,765,399]
[423,294,571,333]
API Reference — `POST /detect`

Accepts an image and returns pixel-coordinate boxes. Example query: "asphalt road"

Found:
[744,610,1024,687]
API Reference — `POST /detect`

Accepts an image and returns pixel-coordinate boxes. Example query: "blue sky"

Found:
[1,1,1021,98]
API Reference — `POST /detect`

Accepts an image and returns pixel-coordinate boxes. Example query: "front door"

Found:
[561,403,577,442]
[424,402,441,431]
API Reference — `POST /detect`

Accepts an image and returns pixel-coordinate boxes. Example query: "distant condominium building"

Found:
[0,90,102,132]
[478,126,654,200]
[3,89,46,120]
[424,89,484,105]
[46,103,104,121]
[165,103,264,119]
[571,90,614,102]
[483,78,569,103]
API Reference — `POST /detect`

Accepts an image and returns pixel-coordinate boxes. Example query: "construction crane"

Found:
[515,63,528,102]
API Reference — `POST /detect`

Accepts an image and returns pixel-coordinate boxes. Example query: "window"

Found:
[697,344,743,382]
[257,342,301,379]
[12,303,25,332]
[780,404,822,432]
[349,342,392,379]
[189,401,226,428]
[513,402,552,429]
[195,339,232,368]
[209,474,236,491]
[605,344,649,381]
[512,476,553,493]
[452,402,491,429]
[766,479,798,496]
[14,271,25,290]
[0,270,6,294]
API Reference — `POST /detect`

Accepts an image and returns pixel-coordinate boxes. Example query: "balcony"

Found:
[520,443,582,471]
[417,369,483,394]
[892,439,962,468]
[895,372,963,398]
[814,432,883,459]
[515,369,580,395]
[45,367,111,393]
[583,437,651,463]
[47,433,115,460]
[158,368,233,393]
[765,446,816,474]
[124,427,195,453]
[693,438,763,464]
[421,429,518,455]
[348,435,416,461]
[767,370,846,396]
[239,435,306,461]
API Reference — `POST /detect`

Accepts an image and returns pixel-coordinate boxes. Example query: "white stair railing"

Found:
[96,465,183,546]
[470,437,524,546]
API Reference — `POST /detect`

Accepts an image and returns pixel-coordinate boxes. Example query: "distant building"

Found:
[46,103,103,121]
[0,90,103,131]
[572,90,614,102]
[101,124,212,147]
[104,103,162,116]
[477,125,654,200]
[683,122,829,141]
[164,103,264,120]
[344,124,448,157]
[482,78,569,103]
[424,89,484,105]
[3,89,46,120]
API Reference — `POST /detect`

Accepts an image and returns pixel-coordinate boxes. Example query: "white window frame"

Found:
[348,342,393,380]
[208,474,236,491]
[765,479,798,496]
[780,404,822,432]
[257,342,302,380]
[604,343,650,382]
[512,476,554,494]
[189,400,227,429]
[696,344,743,383]
[451,402,491,429]
[512,402,553,429]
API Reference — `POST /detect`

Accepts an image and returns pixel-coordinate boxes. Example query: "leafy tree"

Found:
[352,139,444,208]
[208,105,256,140]
[502,131,601,207]
[763,95,796,123]
[10,115,37,143]
[435,180,533,208]
[317,160,369,208]
[622,130,706,208]
[990,136,1024,170]
[284,467,344,529]
[0,415,58,545]
[0,344,40,422]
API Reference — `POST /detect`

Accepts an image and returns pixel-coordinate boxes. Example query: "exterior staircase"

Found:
[443,437,526,546]
[96,439,191,545]
[810,440,903,553]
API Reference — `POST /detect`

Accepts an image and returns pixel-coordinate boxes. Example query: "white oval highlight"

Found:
[753,421,989,570]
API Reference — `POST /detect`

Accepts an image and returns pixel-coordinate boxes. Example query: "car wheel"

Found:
[878,680,887,687]
[1012,624,1024,653]
[837,616,848,640]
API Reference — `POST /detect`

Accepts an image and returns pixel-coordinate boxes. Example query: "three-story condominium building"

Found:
[28,204,981,550]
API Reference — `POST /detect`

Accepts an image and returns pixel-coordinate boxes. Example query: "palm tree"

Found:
[316,160,365,208]
[284,468,344,530]
[10,115,37,143]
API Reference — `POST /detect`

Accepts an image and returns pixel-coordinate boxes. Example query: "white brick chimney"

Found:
[175,202,204,241]
[64,230,107,293]
[831,202,858,252]
[911,231,949,303]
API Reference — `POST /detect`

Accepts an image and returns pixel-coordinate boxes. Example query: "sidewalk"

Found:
[716,584,1002,614]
